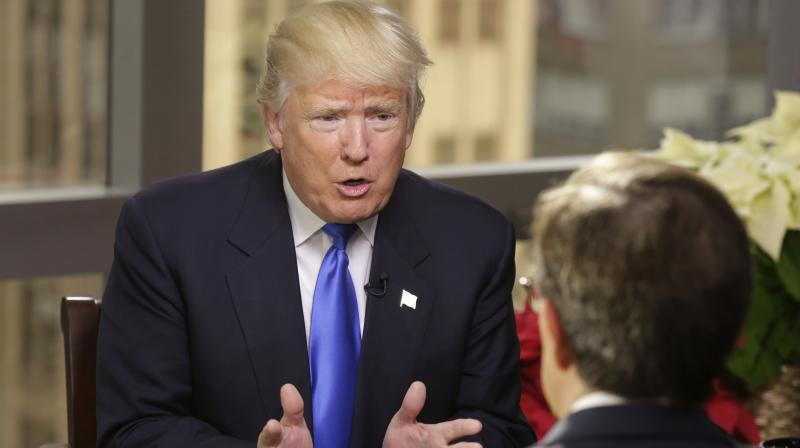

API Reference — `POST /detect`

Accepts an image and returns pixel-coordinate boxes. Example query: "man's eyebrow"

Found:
[305,102,350,116]
[365,99,402,112]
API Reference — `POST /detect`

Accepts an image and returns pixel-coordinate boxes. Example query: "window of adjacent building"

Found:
[478,0,503,42]
[439,0,460,44]
[656,0,722,42]
[434,134,456,164]
[474,133,498,161]
[0,0,108,191]
[287,0,311,14]
[727,0,768,39]
[385,0,408,18]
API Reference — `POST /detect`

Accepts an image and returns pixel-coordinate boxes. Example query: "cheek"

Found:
[374,137,408,167]
[290,135,338,172]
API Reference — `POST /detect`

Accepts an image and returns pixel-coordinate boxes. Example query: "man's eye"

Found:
[375,113,393,121]
[318,115,338,122]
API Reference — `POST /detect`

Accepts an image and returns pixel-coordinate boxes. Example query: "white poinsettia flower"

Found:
[656,128,708,169]
[654,90,800,260]
[747,180,792,260]
[772,135,800,164]
[729,90,800,144]
[699,149,766,203]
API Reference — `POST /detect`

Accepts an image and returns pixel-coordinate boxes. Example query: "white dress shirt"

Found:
[283,171,377,344]
[569,390,627,414]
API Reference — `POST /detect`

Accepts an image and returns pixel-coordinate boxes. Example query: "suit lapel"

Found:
[225,152,313,425]
[350,174,434,445]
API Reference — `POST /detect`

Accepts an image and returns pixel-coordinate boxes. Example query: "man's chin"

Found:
[325,202,382,224]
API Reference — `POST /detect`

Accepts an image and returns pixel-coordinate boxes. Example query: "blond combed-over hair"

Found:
[256,1,432,129]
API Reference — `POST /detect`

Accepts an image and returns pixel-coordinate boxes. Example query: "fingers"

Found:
[433,418,482,442]
[395,381,427,424]
[449,443,482,448]
[259,419,284,447]
[258,384,310,447]
[279,383,306,426]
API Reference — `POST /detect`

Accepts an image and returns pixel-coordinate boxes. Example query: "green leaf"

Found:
[764,304,800,361]
[727,339,784,390]
[776,230,800,301]
[725,246,798,390]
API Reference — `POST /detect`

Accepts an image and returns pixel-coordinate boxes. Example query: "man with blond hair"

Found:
[529,153,751,447]
[96,2,533,447]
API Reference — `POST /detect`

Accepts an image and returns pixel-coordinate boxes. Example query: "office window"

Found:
[0,0,108,191]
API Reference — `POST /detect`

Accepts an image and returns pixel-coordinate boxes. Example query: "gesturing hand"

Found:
[383,381,483,448]
[258,384,313,448]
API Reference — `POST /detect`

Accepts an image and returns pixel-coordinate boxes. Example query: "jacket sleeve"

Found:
[96,196,254,448]
[453,220,537,446]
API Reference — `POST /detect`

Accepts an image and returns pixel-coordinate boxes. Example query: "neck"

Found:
[549,369,594,418]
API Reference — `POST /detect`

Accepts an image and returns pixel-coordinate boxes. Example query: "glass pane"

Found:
[202,0,768,169]
[0,273,105,447]
[0,0,108,191]
[534,0,769,156]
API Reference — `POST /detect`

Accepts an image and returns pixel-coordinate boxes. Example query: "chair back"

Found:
[61,296,101,448]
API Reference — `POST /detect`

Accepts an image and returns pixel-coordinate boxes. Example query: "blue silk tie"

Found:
[309,223,361,448]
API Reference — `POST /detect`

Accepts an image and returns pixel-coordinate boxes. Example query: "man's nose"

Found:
[340,117,368,163]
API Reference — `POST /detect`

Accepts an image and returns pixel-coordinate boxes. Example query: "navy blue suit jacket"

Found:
[537,404,739,448]
[96,150,534,447]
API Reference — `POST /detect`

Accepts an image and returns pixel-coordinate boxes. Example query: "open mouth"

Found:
[337,178,372,197]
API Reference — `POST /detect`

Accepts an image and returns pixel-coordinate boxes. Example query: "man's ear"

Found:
[541,299,574,370]
[261,104,284,150]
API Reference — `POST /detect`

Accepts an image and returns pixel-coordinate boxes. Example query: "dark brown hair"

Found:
[531,152,751,403]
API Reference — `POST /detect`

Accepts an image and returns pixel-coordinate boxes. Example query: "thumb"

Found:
[395,381,426,424]
[279,383,306,426]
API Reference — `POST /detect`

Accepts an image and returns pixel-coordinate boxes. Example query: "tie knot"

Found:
[323,223,358,250]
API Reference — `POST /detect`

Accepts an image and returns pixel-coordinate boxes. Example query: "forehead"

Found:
[292,79,406,107]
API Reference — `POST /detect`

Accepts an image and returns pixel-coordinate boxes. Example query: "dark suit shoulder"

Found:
[131,151,275,216]
[539,405,739,448]
[119,151,282,264]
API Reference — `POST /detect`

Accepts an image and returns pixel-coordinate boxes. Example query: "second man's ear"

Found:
[542,300,575,370]
[261,104,284,150]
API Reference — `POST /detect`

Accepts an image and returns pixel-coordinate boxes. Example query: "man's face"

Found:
[263,79,413,223]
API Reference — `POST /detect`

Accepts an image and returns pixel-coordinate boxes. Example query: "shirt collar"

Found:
[570,390,627,414]
[282,169,377,247]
